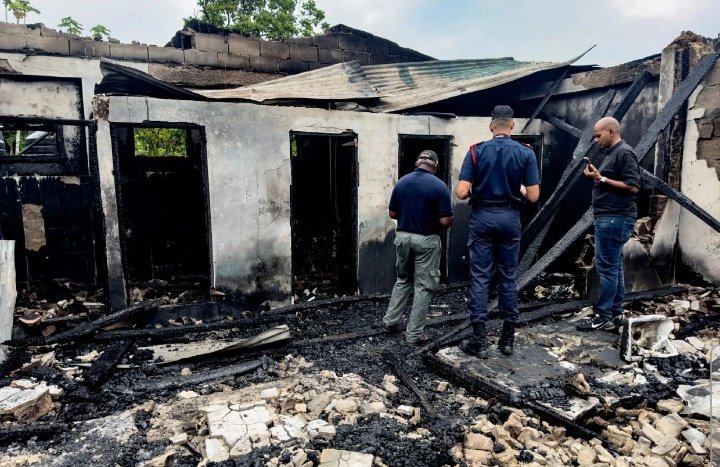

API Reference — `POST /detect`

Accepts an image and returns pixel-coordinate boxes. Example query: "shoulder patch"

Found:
[469,141,484,166]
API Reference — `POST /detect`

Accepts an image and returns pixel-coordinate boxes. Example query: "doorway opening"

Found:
[511,134,544,226]
[290,132,358,296]
[111,124,211,292]
[397,135,452,282]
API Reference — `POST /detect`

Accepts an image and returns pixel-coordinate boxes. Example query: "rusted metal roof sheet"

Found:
[196,61,380,101]
[195,56,580,112]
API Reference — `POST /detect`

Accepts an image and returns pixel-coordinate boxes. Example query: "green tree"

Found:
[193,0,329,40]
[58,16,83,35]
[4,0,40,24]
[134,128,187,157]
[89,24,111,41]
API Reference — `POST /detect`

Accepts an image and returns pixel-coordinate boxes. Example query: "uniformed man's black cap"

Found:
[417,150,438,165]
[491,105,514,119]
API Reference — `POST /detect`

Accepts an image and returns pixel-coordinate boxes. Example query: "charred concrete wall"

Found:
[655,60,720,283]
[0,76,99,289]
[0,21,432,88]
[99,95,539,307]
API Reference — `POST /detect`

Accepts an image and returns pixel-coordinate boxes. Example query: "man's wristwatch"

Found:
[599,176,607,183]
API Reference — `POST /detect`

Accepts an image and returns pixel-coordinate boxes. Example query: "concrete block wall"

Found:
[0,21,433,77]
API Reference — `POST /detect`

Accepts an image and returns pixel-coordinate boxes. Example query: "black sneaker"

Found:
[576,314,614,332]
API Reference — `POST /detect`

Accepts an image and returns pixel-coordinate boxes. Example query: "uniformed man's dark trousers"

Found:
[467,207,521,324]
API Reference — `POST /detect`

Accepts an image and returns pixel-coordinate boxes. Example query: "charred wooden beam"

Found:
[538,111,583,139]
[83,340,134,388]
[384,351,437,419]
[521,68,569,134]
[133,359,263,392]
[519,89,615,255]
[634,52,719,163]
[641,168,720,232]
[263,293,390,316]
[0,347,28,378]
[94,314,293,342]
[7,299,163,347]
[521,70,654,269]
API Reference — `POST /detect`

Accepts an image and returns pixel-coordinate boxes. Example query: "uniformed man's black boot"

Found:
[459,323,488,359]
[498,321,515,356]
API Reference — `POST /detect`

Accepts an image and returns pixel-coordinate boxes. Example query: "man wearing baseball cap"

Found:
[383,150,454,346]
[456,105,540,358]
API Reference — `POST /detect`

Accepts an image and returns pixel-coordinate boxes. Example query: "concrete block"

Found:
[370,54,394,65]
[279,59,308,74]
[338,34,366,52]
[204,438,230,463]
[365,36,390,55]
[260,387,279,399]
[70,40,110,58]
[110,43,149,61]
[308,62,327,71]
[312,34,339,49]
[250,55,279,72]
[260,40,289,59]
[148,46,184,64]
[285,36,313,46]
[318,47,345,64]
[229,34,260,57]
[217,52,249,69]
[0,22,39,35]
[465,432,494,450]
[192,33,228,53]
[289,44,318,62]
[25,35,69,55]
[344,50,370,65]
[319,449,373,467]
[183,49,218,67]
[0,33,27,51]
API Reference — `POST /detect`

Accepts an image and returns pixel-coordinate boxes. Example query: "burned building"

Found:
[0,20,719,315]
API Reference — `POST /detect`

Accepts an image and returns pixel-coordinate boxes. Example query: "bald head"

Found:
[593,117,622,149]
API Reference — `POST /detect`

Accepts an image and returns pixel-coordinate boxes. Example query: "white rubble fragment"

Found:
[260,387,280,399]
[396,405,416,417]
[307,419,329,431]
[169,433,188,445]
[317,425,336,440]
[318,449,373,467]
[10,379,38,389]
[177,391,199,399]
[270,425,291,442]
[77,350,102,363]
[334,398,358,413]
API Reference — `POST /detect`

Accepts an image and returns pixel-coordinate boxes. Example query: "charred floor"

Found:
[0,273,717,466]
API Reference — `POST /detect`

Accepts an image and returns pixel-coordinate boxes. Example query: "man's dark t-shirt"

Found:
[389,168,453,236]
[592,140,641,218]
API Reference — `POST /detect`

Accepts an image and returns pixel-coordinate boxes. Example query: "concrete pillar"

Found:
[94,115,127,310]
[0,240,16,343]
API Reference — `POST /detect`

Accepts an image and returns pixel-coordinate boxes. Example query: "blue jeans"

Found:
[594,215,635,319]
[467,208,521,324]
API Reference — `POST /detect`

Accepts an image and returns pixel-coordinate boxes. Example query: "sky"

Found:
[14,0,720,67]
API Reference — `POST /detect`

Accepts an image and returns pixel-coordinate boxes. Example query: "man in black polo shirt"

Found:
[383,150,454,346]
[577,116,640,331]
[456,105,540,358]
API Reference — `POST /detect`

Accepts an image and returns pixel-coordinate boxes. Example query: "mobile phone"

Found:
[582,157,591,165]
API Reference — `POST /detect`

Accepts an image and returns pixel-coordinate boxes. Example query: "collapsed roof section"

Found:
[98,54,594,113]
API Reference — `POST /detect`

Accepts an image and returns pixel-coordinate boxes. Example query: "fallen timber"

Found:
[520,70,653,270]
[520,54,718,270]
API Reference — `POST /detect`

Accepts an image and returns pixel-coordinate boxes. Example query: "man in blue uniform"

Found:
[383,150,454,346]
[576,116,640,331]
[456,105,540,358]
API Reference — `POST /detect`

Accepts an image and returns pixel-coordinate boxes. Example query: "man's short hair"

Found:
[417,150,438,166]
[491,105,514,121]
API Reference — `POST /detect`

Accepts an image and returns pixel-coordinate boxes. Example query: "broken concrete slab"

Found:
[620,314,677,361]
[318,449,374,467]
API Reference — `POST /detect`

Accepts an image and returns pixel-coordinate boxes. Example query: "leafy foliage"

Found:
[3,0,40,24]
[89,24,111,41]
[192,0,329,40]
[134,128,188,157]
[58,16,83,35]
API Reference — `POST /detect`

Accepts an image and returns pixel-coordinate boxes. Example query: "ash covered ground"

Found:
[0,280,716,466]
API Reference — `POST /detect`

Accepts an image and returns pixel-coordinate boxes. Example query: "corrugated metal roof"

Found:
[197,61,380,101]
[194,56,580,112]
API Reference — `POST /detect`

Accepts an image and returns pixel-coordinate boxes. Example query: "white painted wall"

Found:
[104,96,540,305]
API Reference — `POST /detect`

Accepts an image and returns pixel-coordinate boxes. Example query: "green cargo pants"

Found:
[383,231,441,342]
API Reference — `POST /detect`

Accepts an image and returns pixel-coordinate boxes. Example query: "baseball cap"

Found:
[491,105,514,119]
[417,150,438,165]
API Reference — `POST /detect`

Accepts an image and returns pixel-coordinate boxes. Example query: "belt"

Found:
[474,203,518,210]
